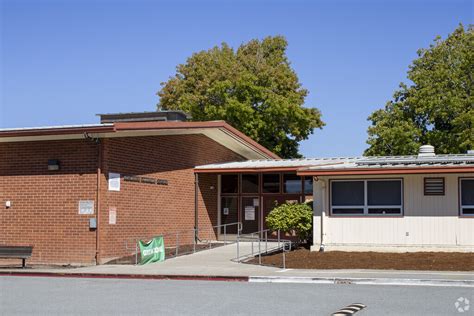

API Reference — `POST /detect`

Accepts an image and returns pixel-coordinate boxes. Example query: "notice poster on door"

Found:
[253,198,259,207]
[244,206,255,221]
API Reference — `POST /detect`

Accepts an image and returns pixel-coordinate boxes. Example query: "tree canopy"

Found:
[365,24,473,156]
[157,36,324,158]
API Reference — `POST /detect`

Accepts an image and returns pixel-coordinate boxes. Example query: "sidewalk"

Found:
[1,243,473,287]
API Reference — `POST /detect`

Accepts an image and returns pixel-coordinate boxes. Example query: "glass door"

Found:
[220,196,238,234]
[240,196,260,234]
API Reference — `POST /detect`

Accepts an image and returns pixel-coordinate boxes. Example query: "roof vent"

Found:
[418,145,435,157]
[97,110,190,123]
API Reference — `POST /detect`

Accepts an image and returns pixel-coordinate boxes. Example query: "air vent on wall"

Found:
[424,178,445,196]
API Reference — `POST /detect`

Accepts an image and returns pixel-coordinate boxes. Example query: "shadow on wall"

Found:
[0,134,245,177]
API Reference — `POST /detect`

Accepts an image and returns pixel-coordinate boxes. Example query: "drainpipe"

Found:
[319,178,326,252]
[194,173,199,242]
[95,139,102,264]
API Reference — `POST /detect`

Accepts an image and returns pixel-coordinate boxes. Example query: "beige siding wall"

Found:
[312,173,474,252]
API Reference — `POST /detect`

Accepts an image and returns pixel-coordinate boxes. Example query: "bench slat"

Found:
[0,246,33,258]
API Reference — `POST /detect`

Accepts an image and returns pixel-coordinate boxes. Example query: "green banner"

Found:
[138,236,165,264]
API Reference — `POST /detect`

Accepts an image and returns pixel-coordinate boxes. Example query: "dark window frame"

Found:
[262,173,282,194]
[459,177,474,217]
[329,178,404,217]
[283,173,303,194]
[220,174,239,195]
[241,173,260,195]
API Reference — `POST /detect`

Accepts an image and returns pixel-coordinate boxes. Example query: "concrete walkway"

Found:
[1,243,473,286]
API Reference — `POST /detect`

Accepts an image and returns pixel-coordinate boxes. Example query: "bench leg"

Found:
[22,258,26,269]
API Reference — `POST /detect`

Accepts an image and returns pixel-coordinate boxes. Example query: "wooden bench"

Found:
[0,246,33,268]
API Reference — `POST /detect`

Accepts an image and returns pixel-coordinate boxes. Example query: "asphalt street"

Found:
[0,276,472,315]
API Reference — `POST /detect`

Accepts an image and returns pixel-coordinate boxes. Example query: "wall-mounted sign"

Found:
[109,207,117,225]
[223,207,229,215]
[108,173,121,191]
[78,200,94,215]
[123,175,168,186]
[244,206,255,221]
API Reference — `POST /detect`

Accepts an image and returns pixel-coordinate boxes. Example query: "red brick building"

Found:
[0,111,278,265]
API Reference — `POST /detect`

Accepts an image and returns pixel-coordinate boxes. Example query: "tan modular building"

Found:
[197,145,474,253]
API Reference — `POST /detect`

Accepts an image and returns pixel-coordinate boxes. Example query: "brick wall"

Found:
[0,134,244,265]
[0,139,98,265]
[98,134,243,263]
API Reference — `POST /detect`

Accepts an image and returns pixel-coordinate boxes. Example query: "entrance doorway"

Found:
[241,196,259,234]
[218,173,313,238]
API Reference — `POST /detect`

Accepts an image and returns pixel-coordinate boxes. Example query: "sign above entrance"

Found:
[123,175,168,186]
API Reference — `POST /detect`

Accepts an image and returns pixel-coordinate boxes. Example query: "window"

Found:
[262,174,280,193]
[331,179,403,216]
[221,174,238,194]
[460,178,474,216]
[331,181,364,214]
[424,178,445,195]
[304,176,313,195]
[241,174,259,193]
[283,174,301,193]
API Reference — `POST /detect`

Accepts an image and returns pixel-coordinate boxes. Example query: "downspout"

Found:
[95,139,102,264]
[320,178,326,252]
[194,173,199,242]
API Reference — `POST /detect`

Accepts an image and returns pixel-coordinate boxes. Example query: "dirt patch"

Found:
[247,247,474,271]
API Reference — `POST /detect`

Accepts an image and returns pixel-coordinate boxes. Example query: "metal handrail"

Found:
[124,222,242,264]
[235,228,292,269]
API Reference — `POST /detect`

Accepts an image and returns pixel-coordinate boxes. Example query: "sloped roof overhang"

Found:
[0,121,279,160]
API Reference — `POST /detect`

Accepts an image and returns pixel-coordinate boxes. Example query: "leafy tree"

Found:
[265,202,313,242]
[365,24,473,156]
[157,36,324,158]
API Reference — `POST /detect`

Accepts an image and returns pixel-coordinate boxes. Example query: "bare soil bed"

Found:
[248,247,474,271]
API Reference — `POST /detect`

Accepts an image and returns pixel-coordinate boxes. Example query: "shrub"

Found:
[265,202,313,242]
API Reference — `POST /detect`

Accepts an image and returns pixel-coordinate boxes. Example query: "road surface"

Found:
[0,276,471,315]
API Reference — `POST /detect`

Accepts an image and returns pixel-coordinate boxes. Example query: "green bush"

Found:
[265,202,313,242]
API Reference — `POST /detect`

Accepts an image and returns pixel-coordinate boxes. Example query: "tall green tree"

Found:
[157,36,324,158]
[365,24,473,156]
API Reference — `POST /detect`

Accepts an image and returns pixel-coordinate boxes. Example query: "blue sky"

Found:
[0,0,471,157]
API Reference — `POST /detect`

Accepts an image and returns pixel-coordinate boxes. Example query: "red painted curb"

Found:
[0,271,249,282]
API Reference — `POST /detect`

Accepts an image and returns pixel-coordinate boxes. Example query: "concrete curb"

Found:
[0,271,249,282]
[249,276,474,288]
[1,271,472,287]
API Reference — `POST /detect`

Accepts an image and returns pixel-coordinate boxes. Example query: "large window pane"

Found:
[367,180,402,206]
[221,174,238,194]
[283,174,301,193]
[304,176,313,194]
[331,181,364,206]
[461,179,474,206]
[262,174,280,193]
[242,174,259,193]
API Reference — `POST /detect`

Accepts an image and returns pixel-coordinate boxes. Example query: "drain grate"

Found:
[331,303,366,315]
